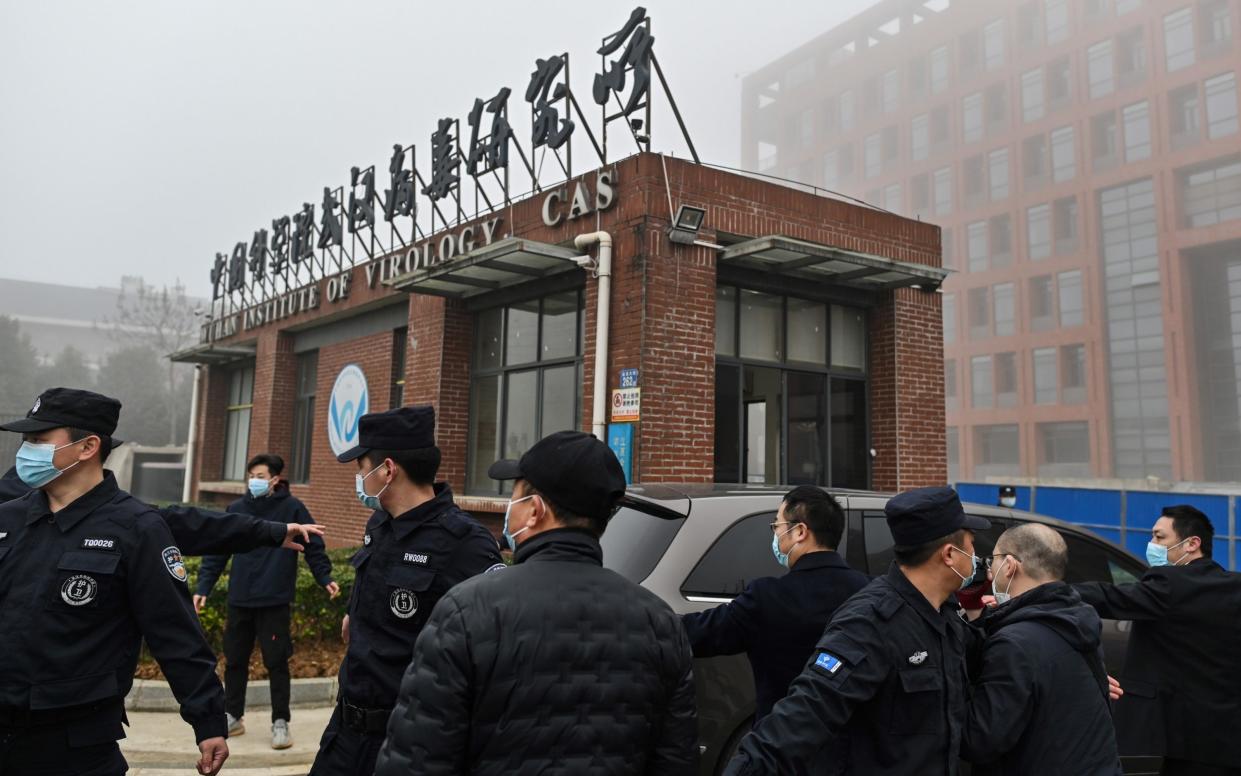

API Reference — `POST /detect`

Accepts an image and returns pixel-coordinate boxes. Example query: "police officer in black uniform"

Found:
[725,486,988,776]
[0,388,229,776]
[308,405,502,776]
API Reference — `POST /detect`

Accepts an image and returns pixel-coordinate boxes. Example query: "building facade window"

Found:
[991,215,1013,268]
[968,221,989,272]
[984,20,1006,70]
[989,148,1010,201]
[964,92,984,143]
[943,292,958,344]
[931,45,950,93]
[994,282,1016,336]
[964,155,986,206]
[1117,28,1147,84]
[912,113,929,161]
[714,287,869,488]
[975,424,1020,477]
[1170,84,1202,147]
[1123,101,1152,161]
[934,167,954,215]
[912,174,931,213]
[883,69,900,113]
[996,352,1018,407]
[840,89,855,130]
[1181,155,1241,226]
[945,359,959,409]
[1048,58,1072,107]
[1058,270,1085,327]
[1033,347,1059,404]
[390,327,407,408]
[1202,0,1232,49]
[1022,68,1045,123]
[1062,344,1088,403]
[1054,196,1079,253]
[290,350,318,483]
[865,133,881,178]
[1051,126,1076,181]
[969,286,991,339]
[1030,275,1055,331]
[1039,421,1091,475]
[1028,204,1052,259]
[1088,40,1115,98]
[1092,112,1119,170]
[1205,72,1239,138]
[468,291,584,494]
[1024,135,1048,187]
[223,364,255,482]
[1045,0,1069,43]
[947,426,961,482]
[882,183,902,213]
[971,355,994,408]
[1165,8,1197,72]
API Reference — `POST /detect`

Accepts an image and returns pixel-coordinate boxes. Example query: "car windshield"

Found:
[600,506,687,583]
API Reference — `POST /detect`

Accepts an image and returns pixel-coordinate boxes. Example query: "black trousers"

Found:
[307,705,386,776]
[1162,758,1241,776]
[223,603,293,722]
[0,718,126,776]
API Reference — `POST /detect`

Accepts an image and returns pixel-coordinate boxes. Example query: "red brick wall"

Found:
[189,152,944,541]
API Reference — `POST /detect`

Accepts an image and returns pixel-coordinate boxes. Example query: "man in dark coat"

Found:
[681,485,868,721]
[373,430,697,776]
[194,453,337,750]
[724,486,989,776]
[962,523,1121,775]
[1075,505,1241,776]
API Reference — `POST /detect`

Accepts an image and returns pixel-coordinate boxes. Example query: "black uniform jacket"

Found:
[1076,559,1241,768]
[962,581,1122,776]
[337,483,501,710]
[0,473,226,742]
[196,486,333,607]
[681,550,869,719]
[373,527,697,776]
[725,562,977,776]
[0,465,288,556]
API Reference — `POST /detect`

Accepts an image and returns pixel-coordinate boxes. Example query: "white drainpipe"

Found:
[181,364,202,503]
[573,231,613,440]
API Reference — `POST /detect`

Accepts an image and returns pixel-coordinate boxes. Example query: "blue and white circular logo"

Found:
[327,364,369,458]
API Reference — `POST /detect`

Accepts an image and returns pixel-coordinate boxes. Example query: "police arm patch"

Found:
[161,546,188,583]
[815,652,843,674]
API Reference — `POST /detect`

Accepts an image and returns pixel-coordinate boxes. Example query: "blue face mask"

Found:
[355,462,389,511]
[248,478,272,498]
[948,545,980,590]
[16,440,84,489]
[771,525,798,568]
[1146,537,1190,567]
[503,494,536,550]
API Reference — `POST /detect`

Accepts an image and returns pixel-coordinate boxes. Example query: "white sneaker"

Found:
[272,719,292,750]
[226,713,245,737]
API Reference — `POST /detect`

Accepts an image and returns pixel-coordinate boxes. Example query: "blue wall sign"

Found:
[608,423,634,484]
[327,364,369,458]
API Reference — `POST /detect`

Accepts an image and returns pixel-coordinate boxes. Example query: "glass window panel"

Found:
[1028,204,1052,259]
[1046,0,1069,43]
[830,379,868,489]
[1022,68,1045,123]
[968,221,989,272]
[972,355,994,408]
[994,283,1016,336]
[1206,72,1239,138]
[996,352,1018,407]
[503,370,539,459]
[964,93,983,143]
[743,366,783,484]
[1123,101,1151,161]
[540,364,577,437]
[1164,8,1196,71]
[1059,270,1084,326]
[467,375,501,494]
[714,364,741,483]
[934,167,953,215]
[831,306,866,372]
[1034,347,1059,404]
[989,148,1010,201]
[505,300,539,366]
[984,20,1006,70]
[1052,126,1076,182]
[943,293,957,345]
[740,290,784,361]
[715,286,737,356]
[931,46,950,93]
[541,291,579,360]
[787,298,827,364]
[1088,40,1115,98]
[787,372,827,485]
[474,307,503,370]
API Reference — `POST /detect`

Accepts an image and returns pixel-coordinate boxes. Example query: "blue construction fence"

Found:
[954,483,1239,572]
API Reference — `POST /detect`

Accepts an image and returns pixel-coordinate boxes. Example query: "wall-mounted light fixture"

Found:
[667,203,707,245]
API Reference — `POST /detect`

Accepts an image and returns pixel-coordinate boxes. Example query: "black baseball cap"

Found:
[885,486,989,549]
[488,430,626,522]
[0,388,124,447]
[336,405,436,463]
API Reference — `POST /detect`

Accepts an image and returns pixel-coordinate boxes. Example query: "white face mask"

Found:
[992,556,1016,605]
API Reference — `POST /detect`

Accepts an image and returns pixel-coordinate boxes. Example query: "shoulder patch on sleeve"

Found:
[814,652,844,674]
[162,546,188,582]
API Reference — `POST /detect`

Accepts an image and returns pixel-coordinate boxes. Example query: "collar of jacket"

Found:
[26,470,119,531]
[513,527,603,566]
[385,482,455,539]
[789,549,850,573]
[885,560,952,635]
[243,484,290,514]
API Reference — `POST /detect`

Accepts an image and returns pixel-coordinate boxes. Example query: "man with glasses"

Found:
[681,486,868,721]
[961,523,1121,775]
[725,485,989,775]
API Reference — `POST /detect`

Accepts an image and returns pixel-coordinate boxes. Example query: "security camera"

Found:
[571,255,596,269]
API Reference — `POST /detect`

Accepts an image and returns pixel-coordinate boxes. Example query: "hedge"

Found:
[186,545,359,647]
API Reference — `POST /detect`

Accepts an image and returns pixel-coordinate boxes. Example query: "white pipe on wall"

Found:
[573,231,613,440]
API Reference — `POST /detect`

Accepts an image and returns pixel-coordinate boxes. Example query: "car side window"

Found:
[681,512,785,597]
[1054,530,1111,584]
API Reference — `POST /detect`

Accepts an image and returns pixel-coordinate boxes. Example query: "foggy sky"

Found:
[0,1,877,298]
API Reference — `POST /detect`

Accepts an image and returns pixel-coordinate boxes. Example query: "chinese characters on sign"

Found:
[611,387,641,423]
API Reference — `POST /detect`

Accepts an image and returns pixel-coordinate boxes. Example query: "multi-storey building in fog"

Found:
[743,0,1241,484]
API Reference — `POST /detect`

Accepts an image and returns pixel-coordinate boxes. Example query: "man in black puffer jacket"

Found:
[373,431,697,776]
[195,453,337,750]
[962,523,1121,776]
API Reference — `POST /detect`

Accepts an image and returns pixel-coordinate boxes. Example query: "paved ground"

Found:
[122,706,332,776]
